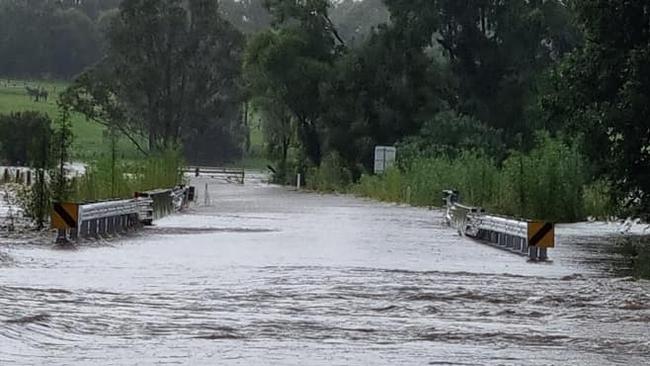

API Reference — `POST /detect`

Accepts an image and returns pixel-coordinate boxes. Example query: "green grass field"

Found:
[1,78,270,167]
[0,79,142,161]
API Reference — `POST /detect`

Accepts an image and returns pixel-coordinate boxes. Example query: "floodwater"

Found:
[1,175,649,365]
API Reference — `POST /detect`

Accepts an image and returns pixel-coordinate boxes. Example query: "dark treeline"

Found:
[0,0,387,79]
[0,0,120,78]
[246,0,579,174]
[61,0,246,163]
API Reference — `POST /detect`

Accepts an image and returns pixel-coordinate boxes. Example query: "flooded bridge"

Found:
[1,174,649,365]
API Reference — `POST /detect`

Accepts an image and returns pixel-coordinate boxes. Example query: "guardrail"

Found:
[1,167,34,186]
[185,166,244,184]
[443,190,555,261]
[51,185,194,243]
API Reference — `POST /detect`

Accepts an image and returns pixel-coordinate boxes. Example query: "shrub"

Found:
[351,134,602,222]
[306,152,352,192]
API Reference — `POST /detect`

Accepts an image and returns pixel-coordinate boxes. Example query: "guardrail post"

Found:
[2,168,8,183]
[107,216,114,235]
[100,218,107,236]
[55,229,68,244]
[80,220,89,238]
[26,170,31,186]
[69,228,78,241]
[538,247,548,261]
[528,246,538,261]
[90,219,98,238]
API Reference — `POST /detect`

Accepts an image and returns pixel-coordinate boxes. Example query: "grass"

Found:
[0,78,143,161]
[307,134,613,223]
[72,149,184,202]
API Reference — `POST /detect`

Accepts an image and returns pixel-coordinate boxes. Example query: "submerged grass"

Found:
[618,238,650,279]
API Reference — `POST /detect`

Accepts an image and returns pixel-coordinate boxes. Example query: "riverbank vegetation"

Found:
[308,134,610,222]
[72,150,184,202]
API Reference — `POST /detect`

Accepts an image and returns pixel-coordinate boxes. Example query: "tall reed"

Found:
[72,149,184,202]
[352,135,610,222]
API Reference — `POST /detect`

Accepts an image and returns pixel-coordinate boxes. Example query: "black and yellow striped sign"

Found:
[51,203,79,230]
[527,221,555,248]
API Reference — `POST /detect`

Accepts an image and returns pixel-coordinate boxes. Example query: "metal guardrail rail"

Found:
[52,185,194,243]
[443,190,555,261]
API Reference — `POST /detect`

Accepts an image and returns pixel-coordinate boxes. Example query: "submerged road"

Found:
[1,175,649,365]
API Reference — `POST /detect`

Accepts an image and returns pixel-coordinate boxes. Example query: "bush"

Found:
[0,111,52,167]
[351,134,603,223]
[72,149,184,202]
[306,152,352,192]
[583,180,614,220]
[499,133,586,221]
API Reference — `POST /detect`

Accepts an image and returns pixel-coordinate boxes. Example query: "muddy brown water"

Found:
[1,175,649,365]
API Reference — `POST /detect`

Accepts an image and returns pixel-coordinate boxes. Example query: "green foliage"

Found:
[353,135,599,223]
[63,0,246,161]
[542,0,650,216]
[51,107,75,202]
[383,0,579,144]
[244,11,336,165]
[398,110,505,163]
[0,0,103,78]
[354,168,404,202]
[306,152,352,192]
[73,149,184,202]
[583,180,614,220]
[320,24,448,173]
[499,133,586,222]
[0,111,52,167]
[0,79,142,160]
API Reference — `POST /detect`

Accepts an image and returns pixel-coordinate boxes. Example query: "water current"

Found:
[1,175,649,365]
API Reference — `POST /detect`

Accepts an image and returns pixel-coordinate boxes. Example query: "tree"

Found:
[252,94,294,179]
[244,0,340,166]
[0,111,52,166]
[543,0,650,214]
[320,23,449,172]
[63,0,246,161]
[382,0,578,145]
[0,0,102,79]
